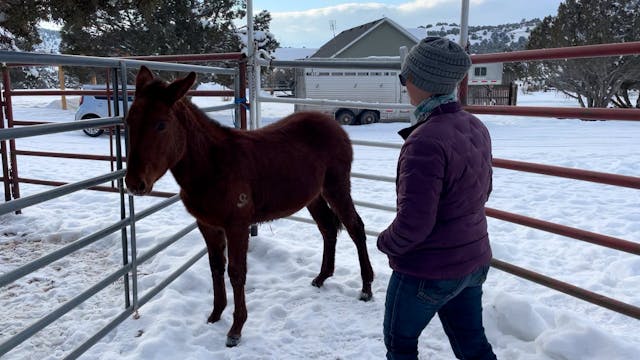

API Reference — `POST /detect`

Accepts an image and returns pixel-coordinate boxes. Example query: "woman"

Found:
[377,37,497,360]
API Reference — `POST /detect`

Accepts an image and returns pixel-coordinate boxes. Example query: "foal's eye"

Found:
[155,121,167,132]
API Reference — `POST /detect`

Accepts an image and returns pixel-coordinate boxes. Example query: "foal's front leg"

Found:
[197,221,227,323]
[224,224,249,347]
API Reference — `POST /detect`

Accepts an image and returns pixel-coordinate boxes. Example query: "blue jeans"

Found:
[383,265,496,360]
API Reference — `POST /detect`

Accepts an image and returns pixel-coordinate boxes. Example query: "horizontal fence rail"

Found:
[471,41,640,64]
[466,105,640,122]
[491,259,640,320]
[0,50,236,75]
[0,118,122,141]
[492,158,640,189]
[0,170,125,215]
[270,59,401,70]
[485,208,640,256]
[258,94,413,110]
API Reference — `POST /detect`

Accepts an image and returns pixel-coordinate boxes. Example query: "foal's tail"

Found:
[307,195,343,236]
[330,207,343,232]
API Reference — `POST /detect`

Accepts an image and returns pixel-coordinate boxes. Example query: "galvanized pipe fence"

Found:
[0,51,244,359]
[257,41,640,320]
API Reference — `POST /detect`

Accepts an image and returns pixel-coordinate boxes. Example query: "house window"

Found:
[474,67,487,77]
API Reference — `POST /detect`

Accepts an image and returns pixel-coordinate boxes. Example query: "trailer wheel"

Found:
[335,110,357,125]
[358,110,379,125]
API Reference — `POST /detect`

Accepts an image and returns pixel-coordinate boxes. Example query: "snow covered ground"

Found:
[1,89,639,360]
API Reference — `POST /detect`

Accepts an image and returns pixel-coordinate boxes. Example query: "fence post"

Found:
[111,66,132,311]
[458,0,470,106]
[57,66,67,110]
[118,61,139,317]
[0,67,11,202]
[239,59,248,130]
[1,67,21,211]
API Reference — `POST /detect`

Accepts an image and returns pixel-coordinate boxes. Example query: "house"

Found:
[310,17,418,58]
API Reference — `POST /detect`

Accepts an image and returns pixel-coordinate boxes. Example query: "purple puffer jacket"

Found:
[377,102,493,279]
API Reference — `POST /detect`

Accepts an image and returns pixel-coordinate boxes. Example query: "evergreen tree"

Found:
[1,1,106,87]
[58,1,280,85]
[249,10,280,54]
[60,1,246,57]
[527,0,640,108]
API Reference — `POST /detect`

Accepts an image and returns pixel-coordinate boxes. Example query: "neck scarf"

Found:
[414,93,457,123]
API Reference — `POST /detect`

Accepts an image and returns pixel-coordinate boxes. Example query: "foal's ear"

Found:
[136,65,154,89]
[165,72,196,104]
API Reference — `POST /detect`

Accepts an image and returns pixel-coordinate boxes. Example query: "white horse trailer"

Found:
[295,64,412,125]
[468,63,503,86]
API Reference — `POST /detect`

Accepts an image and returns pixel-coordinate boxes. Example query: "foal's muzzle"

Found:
[125,175,151,196]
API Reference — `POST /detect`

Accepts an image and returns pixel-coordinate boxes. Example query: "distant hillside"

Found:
[410,18,541,54]
[36,27,62,54]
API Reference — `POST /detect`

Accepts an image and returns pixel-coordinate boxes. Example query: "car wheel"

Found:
[81,115,104,137]
[335,110,357,125]
[358,110,379,125]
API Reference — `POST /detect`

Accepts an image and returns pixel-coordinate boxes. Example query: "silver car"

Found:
[74,84,134,137]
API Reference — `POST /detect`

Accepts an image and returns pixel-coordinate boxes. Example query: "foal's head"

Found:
[125,65,196,195]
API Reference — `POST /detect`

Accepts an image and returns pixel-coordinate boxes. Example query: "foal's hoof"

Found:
[311,277,324,288]
[359,291,373,302]
[226,335,241,347]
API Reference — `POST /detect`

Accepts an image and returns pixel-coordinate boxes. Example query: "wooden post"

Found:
[58,66,67,110]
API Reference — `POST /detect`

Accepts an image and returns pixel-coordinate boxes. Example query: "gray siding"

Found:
[337,22,418,58]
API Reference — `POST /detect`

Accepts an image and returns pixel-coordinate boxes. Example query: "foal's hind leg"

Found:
[322,178,374,301]
[307,195,340,288]
[224,224,250,347]
[197,221,227,323]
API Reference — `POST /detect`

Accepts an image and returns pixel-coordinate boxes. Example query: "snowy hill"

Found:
[408,18,540,53]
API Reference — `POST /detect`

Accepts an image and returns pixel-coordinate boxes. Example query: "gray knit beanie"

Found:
[401,37,471,94]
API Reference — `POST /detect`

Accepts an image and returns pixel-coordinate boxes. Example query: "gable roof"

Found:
[310,17,419,58]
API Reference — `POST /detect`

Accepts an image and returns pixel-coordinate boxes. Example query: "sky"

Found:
[249,0,565,48]
[2,88,639,359]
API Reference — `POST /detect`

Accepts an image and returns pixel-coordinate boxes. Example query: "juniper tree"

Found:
[527,0,640,108]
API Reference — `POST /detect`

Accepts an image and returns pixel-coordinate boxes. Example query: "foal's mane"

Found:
[141,78,233,140]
